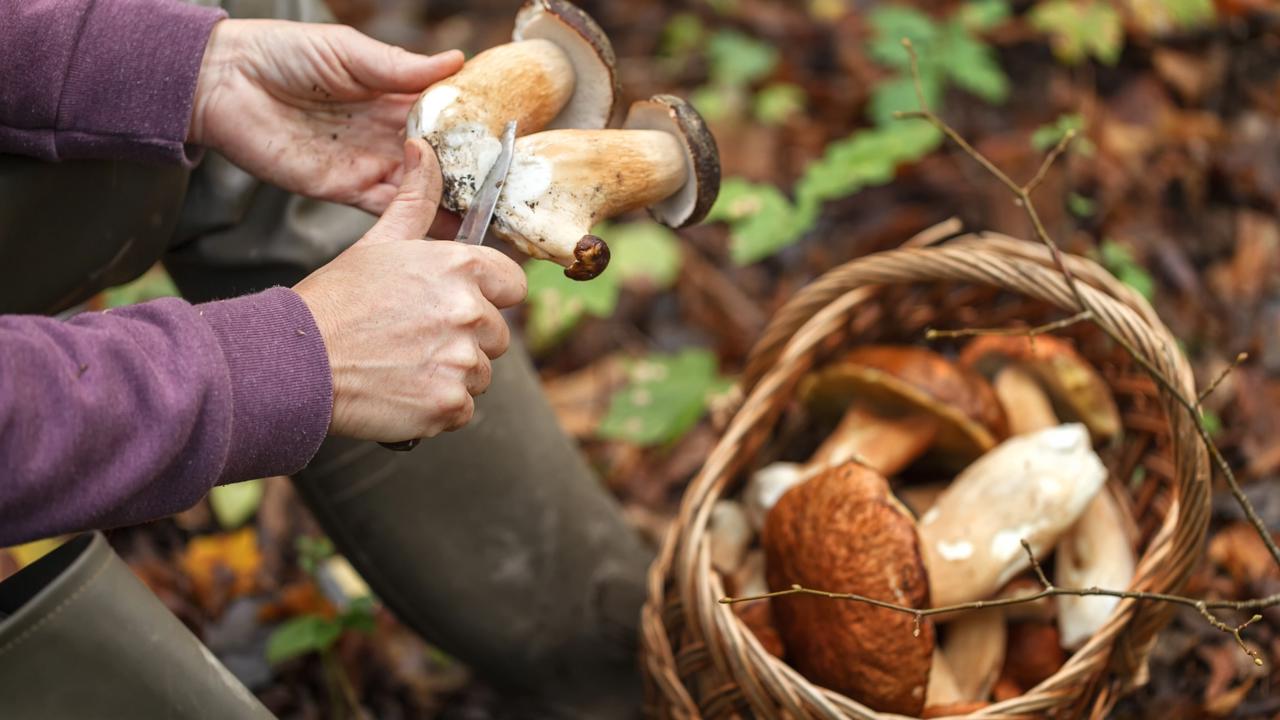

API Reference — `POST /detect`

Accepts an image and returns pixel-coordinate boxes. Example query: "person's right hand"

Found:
[293,138,527,443]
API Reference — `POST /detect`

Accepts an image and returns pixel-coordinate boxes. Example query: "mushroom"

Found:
[939,608,1005,701]
[800,346,1009,477]
[1055,488,1136,649]
[763,462,934,715]
[926,649,964,707]
[917,424,1106,607]
[982,356,1137,648]
[707,500,752,576]
[1001,621,1066,689]
[488,97,718,279]
[960,335,1121,441]
[407,0,617,144]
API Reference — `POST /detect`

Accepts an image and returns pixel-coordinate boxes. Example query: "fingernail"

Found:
[403,140,422,173]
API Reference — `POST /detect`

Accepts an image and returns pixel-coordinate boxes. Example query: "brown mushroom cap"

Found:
[513,0,619,130]
[801,346,1008,468]
[622,95,721,227]
[960,335,1121,441]
[763,462,934,714]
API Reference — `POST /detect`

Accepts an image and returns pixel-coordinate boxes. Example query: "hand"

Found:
[294,139,527,442]
[190,19,464,219]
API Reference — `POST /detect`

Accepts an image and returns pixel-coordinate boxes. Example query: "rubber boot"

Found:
[0,533,273,719]
[293,340,652,719]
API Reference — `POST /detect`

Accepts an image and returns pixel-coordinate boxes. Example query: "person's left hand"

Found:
[189,19,464,217]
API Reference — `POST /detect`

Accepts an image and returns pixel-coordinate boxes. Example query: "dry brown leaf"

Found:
[179,528,262,612]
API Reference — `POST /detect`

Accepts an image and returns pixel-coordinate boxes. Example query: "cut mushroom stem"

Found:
[806,405,939,476]
[941,608,1006,702]
[1055,489,1136,649]
[993,366,1060,436]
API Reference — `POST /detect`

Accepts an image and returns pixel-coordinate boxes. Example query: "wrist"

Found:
[189,19,244,147]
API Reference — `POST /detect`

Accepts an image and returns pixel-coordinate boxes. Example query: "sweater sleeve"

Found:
[0,288,333,546]
[0,0,226,165]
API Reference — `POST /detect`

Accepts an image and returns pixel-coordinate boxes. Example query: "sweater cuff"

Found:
[57,0,226,165]
[199,287,333,483]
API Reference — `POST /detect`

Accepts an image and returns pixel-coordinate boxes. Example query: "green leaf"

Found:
[689,84,736,122]
[1099,239,1156,301]
[867,6,940,69]
[956,0,1011,31]
[295,535,334,576]
[208,478,264,530]
[102,265,180,308]
[867,73,942,126]
[938,25,1009,103]
[707,179,805,265]
[1068,192,1096,218]
[606,222,683,289]
[659,12,705,60]
[524,260,619,353]
[1030,0,1123,66]
[1031,113,1087,151]
[266,615,342,664]
[338,596,377,633]
[597,349,733,446]
[1200,408,1222,437]
[706,30,778,88]
[753,83,806,126]
[1161,0,1215,27]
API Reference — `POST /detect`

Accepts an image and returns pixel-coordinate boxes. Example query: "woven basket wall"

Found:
[640,233,1211,719]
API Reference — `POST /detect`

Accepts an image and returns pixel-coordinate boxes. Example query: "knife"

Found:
[381,120,518,452]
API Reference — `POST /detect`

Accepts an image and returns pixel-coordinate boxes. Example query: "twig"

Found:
[1025,129,1077,195]
[925,310,1092,341]
[721,541,1280,660]
[895,37,1280,572]
[1198,352,1248,407]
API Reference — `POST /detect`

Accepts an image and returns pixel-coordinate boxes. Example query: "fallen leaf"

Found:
[180,528,263,613]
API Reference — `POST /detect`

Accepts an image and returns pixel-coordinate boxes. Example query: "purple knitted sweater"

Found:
[0,0,334,545]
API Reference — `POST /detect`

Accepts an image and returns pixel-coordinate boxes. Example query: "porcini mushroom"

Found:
[415,93,719,279]
[407,0,617,144]
[961,335,1121,441]
[940,608,1005,702]
[800,346,1009,476]
[983,359,1136,648]
[917,424,1106,607]
[1055,488,1136,649]
[763,462,934,715]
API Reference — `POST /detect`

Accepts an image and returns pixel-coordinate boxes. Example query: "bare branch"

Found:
[1198,352,1249,407]
[1025,129,1077,195]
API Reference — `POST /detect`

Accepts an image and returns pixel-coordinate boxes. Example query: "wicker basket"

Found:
[640,232,1211,719]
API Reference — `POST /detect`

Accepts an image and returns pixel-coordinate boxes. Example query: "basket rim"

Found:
[641,236,1211,720]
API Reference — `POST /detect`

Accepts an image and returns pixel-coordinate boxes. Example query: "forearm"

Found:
[0,288,332,545]
[0,0,225,165]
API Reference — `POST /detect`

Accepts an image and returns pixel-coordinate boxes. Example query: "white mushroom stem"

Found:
[488,129,688,279]
[708,500,752,576]
[806,405,940,476]
[917,424,1106,607]
[1055,489,1136,649]
[941,608,1005,701]
[993,366,1060,436]
[926,649,964,707]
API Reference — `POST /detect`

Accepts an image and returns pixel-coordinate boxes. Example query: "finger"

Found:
[474,304,511,360]
[441,391,476,432]
[339,29,465,93]
[469,247,528,308]
[360,139,442,244]
[463,350,493,397]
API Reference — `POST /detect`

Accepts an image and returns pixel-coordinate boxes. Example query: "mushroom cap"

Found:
[763,462,934,714]
[513,0,618,130]
[960,335,1121,441]
[800,346,1008,468]
[623,95,721,228]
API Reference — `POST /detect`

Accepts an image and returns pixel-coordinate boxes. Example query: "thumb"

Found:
[362,139,443,245]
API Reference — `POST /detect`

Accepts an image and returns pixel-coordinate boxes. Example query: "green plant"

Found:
[597,348,733,446]
[524,221,682,352]
[1097,239,1156,301]
[1032,113,1094,156]
[208,478,264,530]
[102,264,180,308]
[707,1,1012,265]
[1029,0,1123,65]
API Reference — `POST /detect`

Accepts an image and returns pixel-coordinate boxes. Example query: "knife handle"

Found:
[380,439,420,452]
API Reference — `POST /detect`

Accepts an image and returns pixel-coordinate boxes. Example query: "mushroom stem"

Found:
[993,366,1059,435]
[491,129,688,279]
[941,608,1005,701]
[806,404,940,476]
